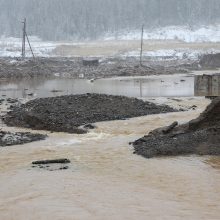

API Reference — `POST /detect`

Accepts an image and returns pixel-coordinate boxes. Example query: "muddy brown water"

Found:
[0,74,220,219]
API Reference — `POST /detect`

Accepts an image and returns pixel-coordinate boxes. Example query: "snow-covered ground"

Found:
[123,48,219,61]
[104,25,220,43]
[1,25,220,58]
[0,36,58,57]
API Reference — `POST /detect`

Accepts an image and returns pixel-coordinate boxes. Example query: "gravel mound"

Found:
[132,97,220,158]
[3,93,177,133]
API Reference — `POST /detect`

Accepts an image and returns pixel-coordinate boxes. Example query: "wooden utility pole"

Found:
[140,24,144,66]
[21,18,35,59]
[21,18,26,59]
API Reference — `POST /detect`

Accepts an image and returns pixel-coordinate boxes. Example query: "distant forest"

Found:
[0,0,220,40]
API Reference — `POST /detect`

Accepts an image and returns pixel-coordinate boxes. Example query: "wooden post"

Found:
[140,25,144,66]
[21,18,26,59]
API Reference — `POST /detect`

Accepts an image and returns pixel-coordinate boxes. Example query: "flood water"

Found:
[0,74,220,219]
[0,74,195,99]
[1,72,220,99]
[1,104,220,220]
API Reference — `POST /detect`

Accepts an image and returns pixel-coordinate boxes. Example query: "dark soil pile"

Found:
[132,97,220,158]
[3,94,177,133]
[0,131,46,147]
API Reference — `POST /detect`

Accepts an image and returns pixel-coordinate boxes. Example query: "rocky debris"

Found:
[32,159,71,171]
[0,57,199,80]
[82,58,99,66]
[0,131,47,147]
[188,97,220,130]
[51,90,63,93]
[3,93,177,133]
[132,97,220,158]
[6,98,18,104]
[147,121,178,137]
[82,124,97,130]
[206,96,218,100]
[0,99,4,104]
[189,105,197,110]
[0,98,22,113]
[199,53,220,68]
[160,121,178,134]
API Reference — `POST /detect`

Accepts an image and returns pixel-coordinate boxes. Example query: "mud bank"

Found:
[132,97,220,158]
[3,94,177,133]
[0,57,199,79]
[0,131,46,147]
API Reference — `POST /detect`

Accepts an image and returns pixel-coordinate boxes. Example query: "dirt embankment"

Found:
[132,97,220,158]
[3,94,177,133]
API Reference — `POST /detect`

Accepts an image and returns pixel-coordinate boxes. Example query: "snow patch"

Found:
[123,48,220,60]
[0,36,58,57]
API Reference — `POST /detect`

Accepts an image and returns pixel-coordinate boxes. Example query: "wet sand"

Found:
[0,97,220,219]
